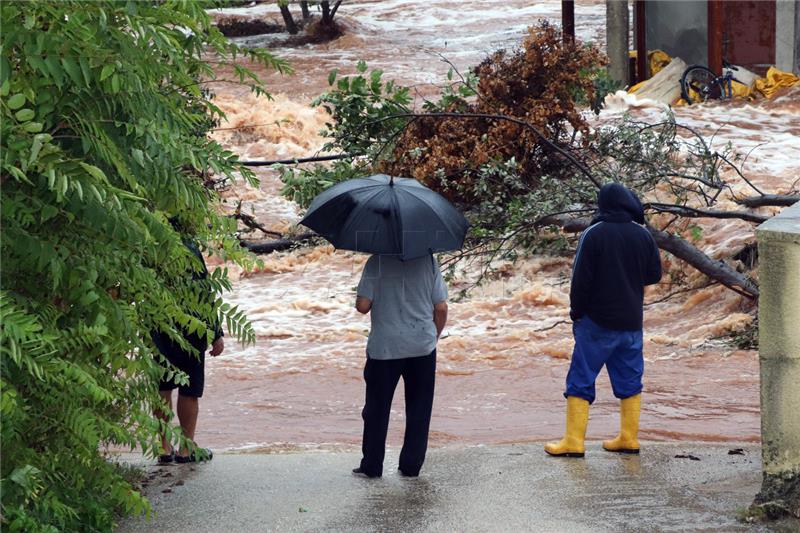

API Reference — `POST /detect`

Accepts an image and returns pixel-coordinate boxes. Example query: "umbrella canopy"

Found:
[299,174,469,261]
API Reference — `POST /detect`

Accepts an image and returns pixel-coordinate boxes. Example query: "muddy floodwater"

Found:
[195,0,799,451]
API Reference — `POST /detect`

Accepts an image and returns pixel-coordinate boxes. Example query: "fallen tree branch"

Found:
[650,226,759,299]
[240,232,316,254]
[646,203,769,224]
[232,201,283,239]
[544,216,759,299]
[734,194,799,208]
[367,112,601,187]
[239,153,358,167]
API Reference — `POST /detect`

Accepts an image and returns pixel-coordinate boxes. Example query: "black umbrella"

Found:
[299,174,469,261]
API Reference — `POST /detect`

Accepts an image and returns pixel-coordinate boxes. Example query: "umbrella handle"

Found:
[389,176,394,186]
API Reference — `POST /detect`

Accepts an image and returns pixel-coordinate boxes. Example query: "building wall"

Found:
[756,202,800,500]
[643,1,708,66]
[776,0,799,73]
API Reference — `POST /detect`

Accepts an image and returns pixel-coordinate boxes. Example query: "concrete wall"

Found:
[644,1,708,66]
[755,201,800,516]
[775,0,800,73]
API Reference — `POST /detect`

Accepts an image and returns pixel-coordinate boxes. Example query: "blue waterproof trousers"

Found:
[565,317,644,404]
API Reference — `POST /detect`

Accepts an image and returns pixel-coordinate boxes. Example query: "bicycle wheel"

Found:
[680,65,722,104]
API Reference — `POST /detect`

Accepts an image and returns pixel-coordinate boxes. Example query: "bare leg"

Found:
[155,390,173,454]
[176,394,199,456]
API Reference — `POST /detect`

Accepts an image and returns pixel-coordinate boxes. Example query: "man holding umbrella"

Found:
[300,174,468,478]
[353,253,448,477]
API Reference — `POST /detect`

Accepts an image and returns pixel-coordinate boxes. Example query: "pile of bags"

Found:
[624,49,800,105]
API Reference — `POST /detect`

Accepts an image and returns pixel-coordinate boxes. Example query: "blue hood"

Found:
[595,183,645,224]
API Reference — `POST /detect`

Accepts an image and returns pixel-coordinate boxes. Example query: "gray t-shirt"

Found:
[357,254,448,359]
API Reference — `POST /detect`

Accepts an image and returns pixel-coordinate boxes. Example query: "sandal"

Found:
[175,448,213,463]
[158,451,174,464]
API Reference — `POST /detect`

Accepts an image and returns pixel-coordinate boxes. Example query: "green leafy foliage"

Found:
[279,159,368,208]
[0,2,285,530]
[280,61,411,206]
[422,67,479,112]
[589,68,623,114]
[313,61,412,156]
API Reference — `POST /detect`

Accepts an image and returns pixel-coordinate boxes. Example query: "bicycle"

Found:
[680,60,743,104]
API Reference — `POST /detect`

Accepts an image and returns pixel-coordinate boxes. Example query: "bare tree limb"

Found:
[240,232,316,254]
[646,203,769,224]
[734,194,799,208]
[329,0,343,20]
[542,216,759,299]
[231,201,283,238]
[649,226,759,299]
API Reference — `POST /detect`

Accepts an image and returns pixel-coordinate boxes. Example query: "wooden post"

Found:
[708,0,724,74]
[635,0,648,82]
[562,0,575,43]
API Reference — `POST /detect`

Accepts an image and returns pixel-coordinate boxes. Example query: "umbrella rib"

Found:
[391,186,403,257]
[336,187,387,245]
[307,182,384,222]
[399,187,465,246]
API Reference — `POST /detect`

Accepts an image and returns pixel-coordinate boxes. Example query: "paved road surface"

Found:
[118,443,798,532]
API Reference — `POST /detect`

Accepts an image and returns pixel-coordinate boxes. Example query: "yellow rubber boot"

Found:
[603,393,641,454]
[545,396,590,457]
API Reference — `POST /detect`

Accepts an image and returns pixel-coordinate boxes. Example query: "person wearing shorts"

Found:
[153,235,224,464]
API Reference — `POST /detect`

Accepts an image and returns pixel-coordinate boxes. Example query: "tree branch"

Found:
[649,226,759,299]
[231,201,283,238]
[240,232,316,254]
[368,112,601,188]
[734,194,799,208]
[543,216,760,299]
[329,0,343,19]
[646,203,769,224]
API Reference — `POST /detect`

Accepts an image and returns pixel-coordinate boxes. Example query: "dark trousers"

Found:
[360,350,436,477]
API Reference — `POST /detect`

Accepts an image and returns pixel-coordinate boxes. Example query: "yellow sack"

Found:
[729,79,752,99]
[649,50,672,76]
[628,80,646,93]
[628,49,673,81]
[754,67,800,99]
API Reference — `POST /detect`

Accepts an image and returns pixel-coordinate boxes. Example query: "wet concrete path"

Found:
[118,443,798,532]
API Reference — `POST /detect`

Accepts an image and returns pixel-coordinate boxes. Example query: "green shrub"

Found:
[590,68,623,114]
[314,60,412,157]
[280,61,412,208]
[0,2,286,530]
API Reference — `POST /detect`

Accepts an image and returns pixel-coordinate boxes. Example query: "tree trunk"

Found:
[240,233,315,254]
[538,215,760,299]
[650,227,759,298]
[605,0,629,85]
[736,194,799,208]
[321,1,331,24]
[279,4,298,34]
[300,1,310,20]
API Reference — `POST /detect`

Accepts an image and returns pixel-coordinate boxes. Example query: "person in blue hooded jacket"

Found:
[545,183,662,458]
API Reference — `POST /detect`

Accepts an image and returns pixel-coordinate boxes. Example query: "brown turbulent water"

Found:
[195,1,799,451]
